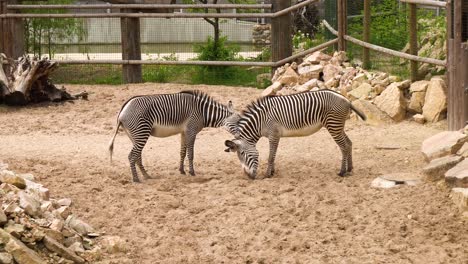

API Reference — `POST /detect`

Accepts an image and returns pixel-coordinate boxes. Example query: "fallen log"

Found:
[0,54,85,105]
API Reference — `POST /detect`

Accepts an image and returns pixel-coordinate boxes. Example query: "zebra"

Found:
[224,89,366,179]
[109,90,239,183]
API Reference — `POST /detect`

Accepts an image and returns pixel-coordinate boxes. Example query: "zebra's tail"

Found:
[109,121,121,164]
[350,104,367,121]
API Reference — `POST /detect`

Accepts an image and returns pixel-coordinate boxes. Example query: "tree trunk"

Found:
[0,54,87,105]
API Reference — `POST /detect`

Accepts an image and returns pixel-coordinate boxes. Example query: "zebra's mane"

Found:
[180,90,228,109]
[240,96,273,117]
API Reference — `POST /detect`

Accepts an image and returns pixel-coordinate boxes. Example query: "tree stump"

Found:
[0,54,86,105]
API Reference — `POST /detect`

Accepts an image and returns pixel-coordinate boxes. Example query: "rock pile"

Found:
[262,50,447,124]
[421,128,468,217]
[252,24,271,45]
[0,162,125,263]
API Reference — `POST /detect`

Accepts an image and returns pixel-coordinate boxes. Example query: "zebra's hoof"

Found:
[338,171,346,177]
[132,179,142,183]
[179,170,186,175]
[189,171,196,176]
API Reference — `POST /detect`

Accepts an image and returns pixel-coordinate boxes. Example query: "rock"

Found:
[65,215,95,236]
[422,77,447,122]
[68,242,85,254]
[304,51,332,64]
[322,64,341,83]
[324,78,339,89]
[331,51,348,65]
[82,246,102,262]
[445,159,468,188]
[297,64,323,84]
[456,143,468,157]
[464,125,468,135]
[43,236,85,264]
[49,219,64,232]
[25,180,49,201]
[421,131,468,161]
[4,223,25,239]
[352,73,367,84]
[348,83,372,101]
[42,228,64,244]
[0,172,26,189]
[63,235,82,248]
[372,84,386,95]
[374,83,407,121]
[451,188,468,212]
[351,100,392,125]
[0,229,45,264]
[296,78,318,92]
[389,75,400,82]
[408,91,426,113]
[0,253,13,264]
[55,206,71,220]
[261,81,282,97]
[277,67,299,85]
[0,209,7,226]
[371,78,390,87]
[19,191,41,218]
[422,155,464,181]
[396,80,411,90]
[409,80,430,93]
[380,173,421,186]
[101,236,128,254]
[413,114,426,124]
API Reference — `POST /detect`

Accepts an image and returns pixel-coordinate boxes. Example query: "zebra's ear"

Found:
[225,140,238,152]
[227,101,234,113]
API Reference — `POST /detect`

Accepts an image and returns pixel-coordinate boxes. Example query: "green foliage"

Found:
[23,0,86,58]
[293,27,326,51]
[143,54,179,83]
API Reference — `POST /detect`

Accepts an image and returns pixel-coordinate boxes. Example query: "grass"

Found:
[52,64,270,88]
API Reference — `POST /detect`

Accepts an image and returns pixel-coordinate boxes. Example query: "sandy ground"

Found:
[0,83,466,263]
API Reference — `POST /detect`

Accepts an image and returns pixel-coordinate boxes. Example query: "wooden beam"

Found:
[399,0,447,8]
[271,0,292,72]
[7,4,273,10]
[362,0,371,69]
[121,9,142,83]
[337,0,345,51]
[409,3,418,81]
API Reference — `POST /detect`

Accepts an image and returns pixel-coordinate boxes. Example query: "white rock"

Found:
[18,191,42,218]
[57,198,72,207]
[371,177,398,188]
[304,51,332,64]
[0,209,7,226]
[296,78,318,92]
[374,83,407,121]
[445,159,468,188]
[423,155,464,181]
[0,252,13,264]
[322,64,341,83]
[348,83,372,101]
[451,188,468,212]
[409,80,430,93]
[456,143,468,158]
[413,114,426,124]
[261,81,282,97]
[297,64,323,84]
[422,76,447,122]
[408,91,426,114]
[25,179,49,201]
[277,67,299,85]
[65,215,96,236]
[421,131,468,161]
[50,219,64,232]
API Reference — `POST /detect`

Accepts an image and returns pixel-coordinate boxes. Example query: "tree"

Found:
[23,0,86,58]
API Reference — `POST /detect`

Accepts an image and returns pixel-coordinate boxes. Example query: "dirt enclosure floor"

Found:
[0,83,467,263]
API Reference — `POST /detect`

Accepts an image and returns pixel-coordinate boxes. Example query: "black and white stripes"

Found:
[109,90,237,182]
[225,89,366,179]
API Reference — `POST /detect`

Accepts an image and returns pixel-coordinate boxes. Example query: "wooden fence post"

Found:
[121,8,142,84]
[271,0,292,73]
[337,0,346,51]
[362,0,370,69]
[408,3,418,82]
[1,0,24,60]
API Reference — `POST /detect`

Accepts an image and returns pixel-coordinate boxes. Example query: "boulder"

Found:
[25,180,49,201]
[352,73,367,84]
[0,209,7,226]
[261,82,282,97]
[409,80,429,93]
[445,159,468,188]
[422,77,447,122]
[408,91,426,113]
[348,83,372,101]
[413,114,426,124]
[374,83,407,121]
[296,79,318,92]
[43,236,85,264]
[451,188,468,212]
[351,100,392,125]
[19,191,42,218]
[304,51,332,64]
[456,143,468,158]
[65,215,96,236]
[277,67,299,85]
[297,64,323,84]
[395,80,411,90]
[371,78,390,87]
[324,78,339,89]
[422,155,464,181]
[421,131,468,161]
[0,172,26,189]
[0,253,13,264]
[0,229,45,264]
[322,64,341,83]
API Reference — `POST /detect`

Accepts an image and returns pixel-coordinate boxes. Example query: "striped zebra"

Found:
[224,89,366,179]
[109,90,239,182]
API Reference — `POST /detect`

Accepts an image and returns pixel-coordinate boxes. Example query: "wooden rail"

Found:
[7,4,272,10]
[323,20,446,66]
[0,12,273,19]
[399,0,447,8]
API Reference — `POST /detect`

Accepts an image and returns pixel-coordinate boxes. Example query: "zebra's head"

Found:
[225,139,259,179]
[223,101,241,136]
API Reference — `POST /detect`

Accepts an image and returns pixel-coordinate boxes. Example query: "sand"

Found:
[0,83,466,263]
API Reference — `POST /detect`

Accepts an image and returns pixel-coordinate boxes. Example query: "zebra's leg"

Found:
[179,132,187,175]
[185,131,198,176]
[325,124,349,177]
[128,127,151,183]
[136,155,151,179]
[344,134,353,173]
[266,136,280,178]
